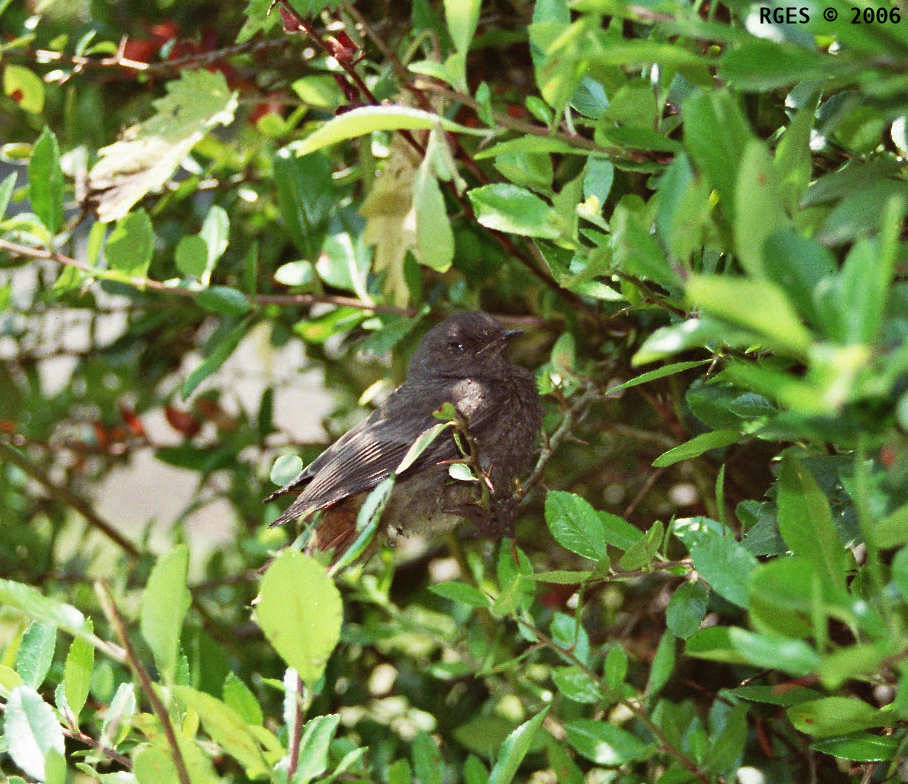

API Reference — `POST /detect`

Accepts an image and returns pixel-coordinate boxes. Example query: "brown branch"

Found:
[64,722,132,769]
[33,37,291,79]
[96,581,192,784]
[0,439,141,559]
[287,671,305,776]
[0,238,411,315]
[517,383,604,505]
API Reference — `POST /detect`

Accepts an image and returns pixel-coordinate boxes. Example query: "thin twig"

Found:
[287,671,305,776]
[0,439,141,559]
[32,37,291,78]
[623,466,667,519]
[96,581,192,784]
[0,239,411,315]
[518,384,604,504]
[64,722,133,768]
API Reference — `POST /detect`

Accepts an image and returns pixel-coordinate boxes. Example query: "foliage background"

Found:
[0,0,906,782]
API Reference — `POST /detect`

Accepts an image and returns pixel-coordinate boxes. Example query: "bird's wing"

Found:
[268,379,467,527]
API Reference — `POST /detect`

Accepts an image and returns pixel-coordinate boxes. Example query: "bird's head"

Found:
[409,311,523,379]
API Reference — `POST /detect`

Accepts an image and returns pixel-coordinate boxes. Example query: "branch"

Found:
[0,239,412,315]
[32,36,291,80]
[96,581,192,784]
[0,439,141,559]
[517,383,604,505]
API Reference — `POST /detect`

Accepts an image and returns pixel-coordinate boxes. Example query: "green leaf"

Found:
[530,570,593,584]
[720,40,833,91]
[838,237,891,344]
[583,158,614,205]
[332,475,396,571]
[295,713,341,783]
[389,757,414,784]
[787,697,890,738]
[488,707,550,784]
[105,209,154,278]
[598,512,643,552]
[88,69,238,222]
[652,429,742,468]
[608,360,708,394]
[429,581,490,608]
[777,455,846,597]
[175,234,208,278]
[174,686,268,778]
[682,90,753,221]
[0,171,16,219]
[274,260,315,287]
[445,0,481,53]
[63,631,94,724]
[412,731,443,784]
[666,581,709,639]
[686,626,819,676]
[762,230,835,331]
[544,490,607,560]
[632,316,759,365]
[819,643,889,691]
[656,153,711,264]
[687,275,813,357]
[274,150,333,259]
[4,64,45,113]
[414,166,454,273]
[617,519,662,570]
[28,127,63,235]
[194,286,252,316]
[4,686,65,781]
[875,504,908,550]
[468,184,562,239]
[475,135,604,160]
[563,719,649,765]
[892,546,908,597]
[140,544,190,682]
[15,621,56,690]
[645,631,675,697]
[464,754,488,784]
[255,550,343,684]
[270,455,304,488]
[181,318,249,399]
[610,196,676,288]
[748,556,819,638]
[703,703,748,773]
[604,644,628,690]
[199,204,229,285]
[688,533,758,608]
[290,105,483,157]
[811,732,900,762]
[134,745,180,784]
[0,579,99,650]
[223,672,263,727]
[552,667,603,703]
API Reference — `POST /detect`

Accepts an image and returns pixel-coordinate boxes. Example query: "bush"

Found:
[0,0,906,782]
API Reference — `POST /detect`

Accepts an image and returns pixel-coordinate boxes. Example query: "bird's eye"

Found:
[449,341,465,352]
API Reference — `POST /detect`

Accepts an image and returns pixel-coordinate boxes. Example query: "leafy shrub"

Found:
[0,0,906,782]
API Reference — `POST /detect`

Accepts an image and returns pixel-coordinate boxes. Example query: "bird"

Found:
[264,311,543,558]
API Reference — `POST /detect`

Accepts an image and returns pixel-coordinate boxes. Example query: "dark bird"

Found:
[265,311,543,557]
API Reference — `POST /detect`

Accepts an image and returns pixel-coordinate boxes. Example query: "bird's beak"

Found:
[481,328,523,356]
